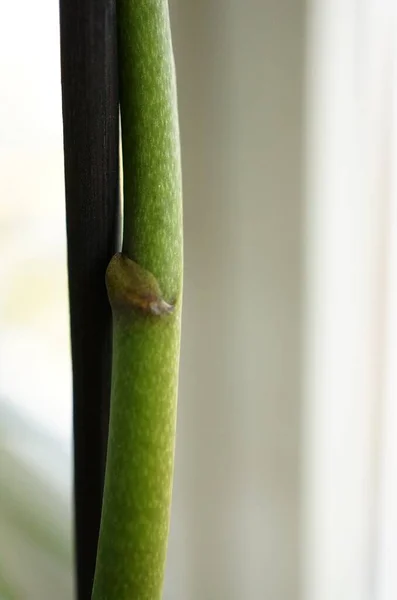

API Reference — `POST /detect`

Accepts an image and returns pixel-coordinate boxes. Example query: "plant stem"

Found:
[92,1,183,599]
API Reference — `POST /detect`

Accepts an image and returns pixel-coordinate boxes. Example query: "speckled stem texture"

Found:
[91,0,182,598]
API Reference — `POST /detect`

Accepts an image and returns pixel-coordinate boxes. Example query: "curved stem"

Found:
[92,1,182,599]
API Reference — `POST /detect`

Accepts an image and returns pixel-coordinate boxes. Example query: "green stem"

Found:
[92,1,182,599]
[120,0,182,297]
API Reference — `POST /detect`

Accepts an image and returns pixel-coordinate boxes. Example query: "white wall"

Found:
[167,1,305,598]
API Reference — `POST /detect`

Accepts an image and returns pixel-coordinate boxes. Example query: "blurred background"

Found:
[1,0,396,599]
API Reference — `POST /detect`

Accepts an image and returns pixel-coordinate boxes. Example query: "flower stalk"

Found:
[92,1,183,598]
